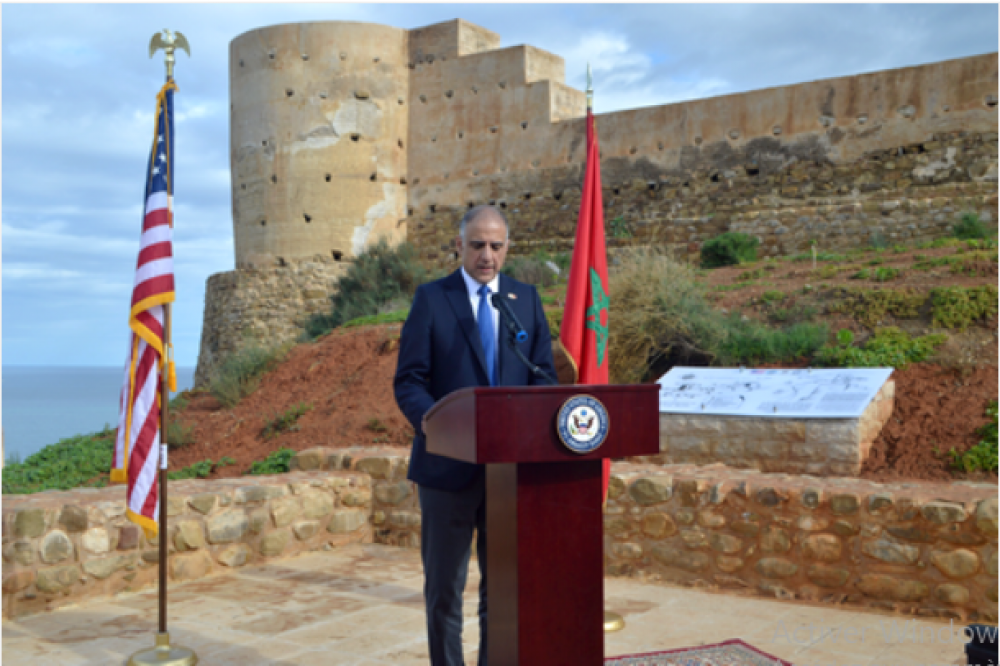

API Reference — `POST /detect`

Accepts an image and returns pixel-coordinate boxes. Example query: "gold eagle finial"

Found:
[149,30,191,79]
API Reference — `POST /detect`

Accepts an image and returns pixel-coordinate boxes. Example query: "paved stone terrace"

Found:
[2,543,975,666]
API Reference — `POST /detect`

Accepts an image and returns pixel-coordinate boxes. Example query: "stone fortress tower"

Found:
[195,18,998,385]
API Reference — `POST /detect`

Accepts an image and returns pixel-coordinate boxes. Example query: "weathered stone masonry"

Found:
[5,449,995,623]
[195,17,997,382]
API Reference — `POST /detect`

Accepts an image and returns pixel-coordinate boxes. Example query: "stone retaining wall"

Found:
[1,471,371,620]
[645,380,895,476]
[194,255,348,387]
[4,449,997,623]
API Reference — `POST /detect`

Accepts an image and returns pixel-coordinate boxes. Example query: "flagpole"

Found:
[584,62,626,635]
[128,30,197,666]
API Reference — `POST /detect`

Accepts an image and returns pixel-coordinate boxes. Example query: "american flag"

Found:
[111,81,177,537]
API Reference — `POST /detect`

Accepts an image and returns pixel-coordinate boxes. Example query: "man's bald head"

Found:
[459,205,509,241]
[456,205,510,284]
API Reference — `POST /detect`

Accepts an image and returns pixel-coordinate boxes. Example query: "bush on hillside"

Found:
[700,232,760,268]
[607,247,826,383]
[304,239,431,339]
[952,212,990,240]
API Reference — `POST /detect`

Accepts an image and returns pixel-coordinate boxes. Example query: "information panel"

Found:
[656,367,893,418]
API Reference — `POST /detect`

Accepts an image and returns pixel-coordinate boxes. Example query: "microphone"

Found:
[490,292,528,343]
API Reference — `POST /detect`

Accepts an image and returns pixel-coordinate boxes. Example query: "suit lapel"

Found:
[444,270,490,380]
[496,274,523,386]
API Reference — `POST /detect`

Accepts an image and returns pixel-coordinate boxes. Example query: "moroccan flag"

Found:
[111,81,178,537]
[559,106,611,498]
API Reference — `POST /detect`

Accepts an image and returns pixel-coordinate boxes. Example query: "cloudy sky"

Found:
[3,3,997,369]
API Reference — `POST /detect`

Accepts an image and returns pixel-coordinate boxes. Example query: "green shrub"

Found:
[2,429,115,494]
[608,215,633,239]
[248,448,295,476]
[168,457,235,481]
[700,232,760,268]
[952,212,990,240]
[869,231,888,249]
[827,288,926,329]
[815,327,947,368]
[930,285,999,330]
[949,401,998,473]
[304,239,431,339]
[261,403,312,440]
[209,342,289,408]
[501,255,561,287]
[165,418,194,449]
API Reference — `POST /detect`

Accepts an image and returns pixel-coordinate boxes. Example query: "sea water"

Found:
[2,366,195,463]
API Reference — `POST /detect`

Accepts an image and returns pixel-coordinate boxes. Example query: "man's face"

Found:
[457,214,509,284]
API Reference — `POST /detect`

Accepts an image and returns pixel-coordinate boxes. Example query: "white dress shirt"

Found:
[460,267,501,348]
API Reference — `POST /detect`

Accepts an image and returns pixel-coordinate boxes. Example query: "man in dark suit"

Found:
[394,205,556,666]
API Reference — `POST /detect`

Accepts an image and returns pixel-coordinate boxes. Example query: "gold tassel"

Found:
[168,360,177,393]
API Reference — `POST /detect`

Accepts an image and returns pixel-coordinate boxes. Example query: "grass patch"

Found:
[261,402,312,440]
[168,457,236,481]
[304,239,432,339]
[949,400,998,473]
[342,309,409,328]
[209,342,290,408]
[248,448,295,476]
[815,327,947,369]
[165,418,195,449]
[2,427,115,494]
[952,212,991,241]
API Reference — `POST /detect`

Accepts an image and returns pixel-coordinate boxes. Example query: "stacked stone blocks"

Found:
[646,380,894,476]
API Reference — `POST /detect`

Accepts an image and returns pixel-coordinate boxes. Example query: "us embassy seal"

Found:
[556,395,610,454]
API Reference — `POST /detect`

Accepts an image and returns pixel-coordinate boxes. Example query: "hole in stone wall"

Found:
[261,219,267,226]
[413,178,420,185]
[241,183,246,190]
[523,193,532,200]
[332,250,343,261]
[729,129,741,139]
[398,98,405,105]
[262,140,268,146]
[319,92,328,99]
[370,173,377,182]
[268,51,276,60]
[444,173,449,179]
[398,139,404,149]
[419,95,427,104]
[531,160,540,168]
[340,52,347,61]
[304,214,312,223]
[301,54,309,61]
[629,146,638,155]
[694,137,703,145]
[499,201,507,210]
[710,173,721,183]
[407,207,414,216]
[772,126,782,136]
[429,204,437,213]
[239,60,244,67]
[648,182,658,191]
[521,122,528,130]
[445,90,454,98]
[373,57,380,63]
[286,89,294,97]
[658,141,664,150]
[468,202,475,209]
[489,200,496,206]
[458,132,464,139]
[612,188,620,196]
[489,126,498,134]
[351,133,361,142]
[271,175,277,184]
[498,81,507,89]
[986,95,998,108]
[554,192,563,201]
[426,54,435,63]
[473,170,479,176]
[325,174,331,182]
[277,257,287,267]
[431,135,437,142]
[746,166,760,176]
[400,177,407,185]
[472,86,479,94]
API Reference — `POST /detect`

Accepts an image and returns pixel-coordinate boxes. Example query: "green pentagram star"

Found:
[585,267,610,367]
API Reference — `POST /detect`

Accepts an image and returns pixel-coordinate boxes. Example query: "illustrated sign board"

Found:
[656,367,893,418]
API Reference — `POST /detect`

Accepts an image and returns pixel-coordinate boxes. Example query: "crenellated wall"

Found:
[196,19,997,383]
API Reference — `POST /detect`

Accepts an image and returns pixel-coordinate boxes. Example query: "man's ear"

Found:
[455,235,464,254]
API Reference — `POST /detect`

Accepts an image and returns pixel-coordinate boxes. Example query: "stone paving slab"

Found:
[2,544,973,665]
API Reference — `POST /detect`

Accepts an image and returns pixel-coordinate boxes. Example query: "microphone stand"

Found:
[503,328,559,386]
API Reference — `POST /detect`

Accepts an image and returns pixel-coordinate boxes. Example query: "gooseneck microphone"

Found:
[490,293,528,343]
[490,292,558,385]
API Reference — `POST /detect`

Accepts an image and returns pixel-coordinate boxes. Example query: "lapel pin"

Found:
[507,293,517,299]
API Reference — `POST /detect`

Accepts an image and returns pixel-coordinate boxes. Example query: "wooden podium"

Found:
[424,384,660,666]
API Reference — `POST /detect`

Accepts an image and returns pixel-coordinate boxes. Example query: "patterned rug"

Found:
[605,639,793,665]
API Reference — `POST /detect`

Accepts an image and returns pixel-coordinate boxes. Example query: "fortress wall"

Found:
[406,51,998,267]
[229,22,410,268]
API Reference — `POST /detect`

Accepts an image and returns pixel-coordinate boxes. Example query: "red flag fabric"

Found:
[111,82,177,538]
[559,107,612,498]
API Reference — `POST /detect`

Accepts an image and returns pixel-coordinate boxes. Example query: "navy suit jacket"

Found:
[393,269,557,491]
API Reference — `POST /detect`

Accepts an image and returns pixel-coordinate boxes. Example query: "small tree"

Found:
[700,232,760,268]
